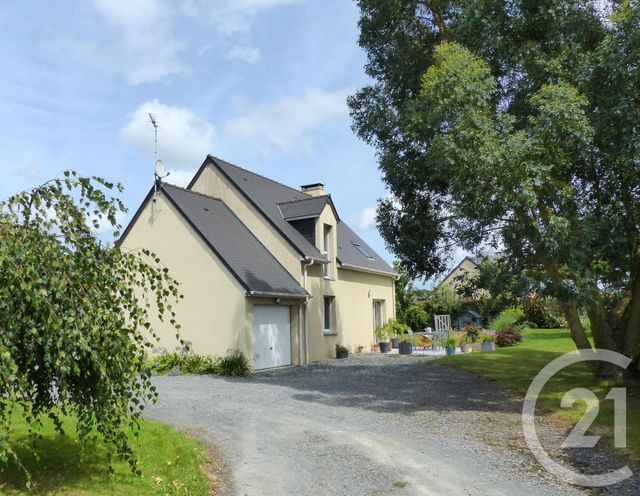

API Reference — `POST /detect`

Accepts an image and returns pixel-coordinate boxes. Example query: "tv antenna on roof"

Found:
[149,114,169,208]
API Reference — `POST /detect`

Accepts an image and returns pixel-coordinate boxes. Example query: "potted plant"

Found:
[445,333,457,356]
[398,333,414,355]
[375,325,391,353]
[460,334,471,353]
[335,344,349,359]
[480,333,496,352]
[388,319,403,349]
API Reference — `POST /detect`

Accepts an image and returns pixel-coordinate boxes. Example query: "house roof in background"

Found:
[162,184,309,298]
[189,156,396,276]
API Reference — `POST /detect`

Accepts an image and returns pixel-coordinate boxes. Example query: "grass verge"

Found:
[0,411,214,495]
[434,328,639,459]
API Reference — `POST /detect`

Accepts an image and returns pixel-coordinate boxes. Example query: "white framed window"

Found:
[324,296,335,333]
[323,224,332,278]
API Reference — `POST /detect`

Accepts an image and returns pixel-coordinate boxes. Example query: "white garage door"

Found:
[253,305,292,370]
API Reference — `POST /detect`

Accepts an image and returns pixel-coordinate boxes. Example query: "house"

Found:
[120,155,398,370]
[453,309,484,329]
[437,256,480,290]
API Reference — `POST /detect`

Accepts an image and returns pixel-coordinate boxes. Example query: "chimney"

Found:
[300,182,325,197]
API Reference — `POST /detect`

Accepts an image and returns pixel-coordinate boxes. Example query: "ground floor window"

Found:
[324,296,335,333]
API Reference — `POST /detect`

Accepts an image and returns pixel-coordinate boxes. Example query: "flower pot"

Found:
[445,346,456,356]
[379,342,390,353]
[480,342,495,352]
[391,338,402,349]
[471,343,481,352]
[461,344,471,353]
[398,341,413,355]
[336,350,348,359]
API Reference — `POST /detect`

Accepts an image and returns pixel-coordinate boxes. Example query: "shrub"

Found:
[181,354,219,374]
[495,326,523,347]
[522,294,565,328]
[384,318,410,338]
[148,352,183,375]
[403,305,429,331]
[480,332,496,343]
[445,333,458,349]
[489,307,526,332]
[426,286,462,316]
[335,344,348,355]
[217,349,252,377]
[461,323,481,343]
[375,324,390,342]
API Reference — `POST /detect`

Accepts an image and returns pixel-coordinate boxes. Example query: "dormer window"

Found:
[323,224,332,278]
[352,242,374,260]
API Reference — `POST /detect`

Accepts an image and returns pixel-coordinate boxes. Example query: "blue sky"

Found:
[1,0,461,284]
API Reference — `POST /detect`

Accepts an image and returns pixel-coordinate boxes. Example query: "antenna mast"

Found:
[149,113,158,159]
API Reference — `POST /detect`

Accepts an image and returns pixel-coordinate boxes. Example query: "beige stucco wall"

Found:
[190,164,303,280]
[120,194,252,358]
[440,258,478,290]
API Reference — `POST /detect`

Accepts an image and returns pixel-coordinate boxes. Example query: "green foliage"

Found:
[461,323,480,343]
[522,294,566,329]
[0,172,181,475]
[350,0,640,373]
[393,261,417,322]
[495,327,524,348]
[489,308,526,332]
[480,332,496,344]
[402,306,428,331]
[424,285,461,317]
[147,349,251,377]
[0,411,212,495]
[335,344,349,356]
[445,333,458,349]
[217,350,252,377]
[375,325,390,342]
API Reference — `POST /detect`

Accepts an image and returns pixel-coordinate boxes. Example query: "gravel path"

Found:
[146,354,638,496]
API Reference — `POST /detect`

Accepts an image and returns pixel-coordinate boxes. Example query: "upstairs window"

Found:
[323,224,332,278]
[352,242,374,260]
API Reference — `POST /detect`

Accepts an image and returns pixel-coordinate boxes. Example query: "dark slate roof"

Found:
[189,155,397,276]
[278,196,331,221]
[204,157,327,261]
[336,222,396,275]
[162,184,309,298]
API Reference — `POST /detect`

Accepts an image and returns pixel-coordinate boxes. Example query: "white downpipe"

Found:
[298,304,303,366]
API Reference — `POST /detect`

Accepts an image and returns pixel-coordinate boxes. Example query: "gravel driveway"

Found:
[146,354,637,496]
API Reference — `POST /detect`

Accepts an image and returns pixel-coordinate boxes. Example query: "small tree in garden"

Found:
[393,261,417,322]
[425,285,462,317]
[403,305,428,331]
[350,1,640,378]
[0,172,181,478]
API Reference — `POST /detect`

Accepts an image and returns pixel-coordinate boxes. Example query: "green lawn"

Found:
[0,412,214,495]
[435,328,640,460]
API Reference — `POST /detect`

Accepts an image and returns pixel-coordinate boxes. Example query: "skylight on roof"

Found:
[352,242,374,259]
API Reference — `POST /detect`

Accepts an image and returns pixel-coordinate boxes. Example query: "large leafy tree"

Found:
[0,173,181,476]
[349,1,640,376]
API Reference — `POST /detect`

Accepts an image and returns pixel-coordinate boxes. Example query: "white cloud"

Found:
[182,0,302,35]
[226,45,261,63]
[224,88,350,151]
[165,169,196,187]
[121,99,216,167]
[355,207,377,231]
[91,0,186,85]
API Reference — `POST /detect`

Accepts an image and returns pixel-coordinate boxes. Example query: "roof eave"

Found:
[338,262,399,279]
[247,290,310,299]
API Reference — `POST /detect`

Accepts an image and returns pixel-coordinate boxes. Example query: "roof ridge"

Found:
[208,155,311,197]
[161,182,223,202]
[277,195,330,206]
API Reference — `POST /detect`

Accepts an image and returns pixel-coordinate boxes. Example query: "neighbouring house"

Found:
[437,256,480,291]
[453,309,484,329]
[120,155,398,370]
